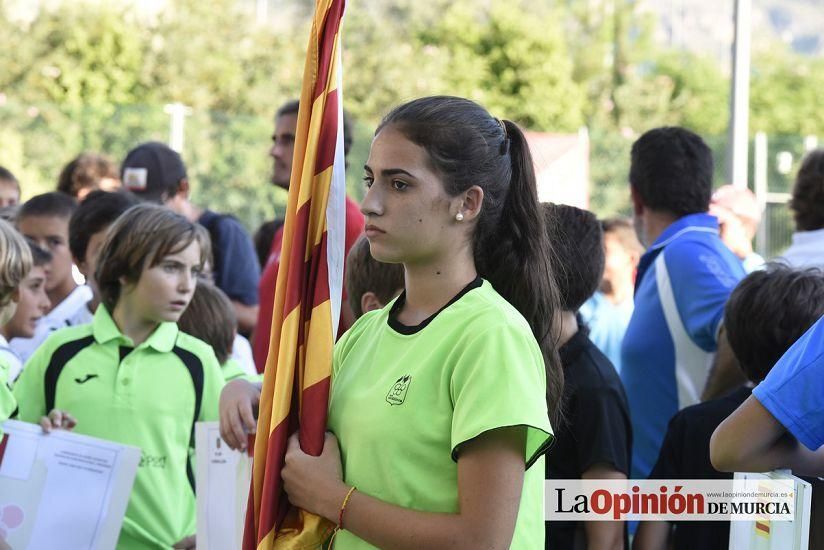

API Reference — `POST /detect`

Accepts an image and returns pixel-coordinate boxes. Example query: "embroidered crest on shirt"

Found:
[386,375,412,406]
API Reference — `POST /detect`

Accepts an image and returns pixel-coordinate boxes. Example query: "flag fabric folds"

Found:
[244,0,347,547]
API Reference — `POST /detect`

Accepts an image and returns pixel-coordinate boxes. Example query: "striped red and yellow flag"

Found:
[244,0,347,547]
[754,481,772,539]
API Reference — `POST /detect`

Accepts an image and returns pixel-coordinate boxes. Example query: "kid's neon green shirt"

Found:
[221,357,264,384]
[327,279,553,549]
[13,305,225,549]
[0,356,14,435]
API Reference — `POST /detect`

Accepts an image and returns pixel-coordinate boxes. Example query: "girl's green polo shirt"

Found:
[327,279,553,549]
[13,305,225,549]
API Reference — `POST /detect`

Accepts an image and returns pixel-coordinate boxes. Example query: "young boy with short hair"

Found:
[636,265,824,550]
[0,218,32,429]
[11,192,92,360]
[178,280,234,366]
[345,235,404,319]
[578,217,643,373]
[14,204,226,549]
[67,189,139,325]
[0,166,21,208]
[1,240,51,383]
[178,280,259,379]
[543,203,632,550]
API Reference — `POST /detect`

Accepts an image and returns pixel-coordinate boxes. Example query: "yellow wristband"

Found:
[338,485,357,530]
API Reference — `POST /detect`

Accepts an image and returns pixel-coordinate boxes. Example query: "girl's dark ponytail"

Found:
[476,120,564,427]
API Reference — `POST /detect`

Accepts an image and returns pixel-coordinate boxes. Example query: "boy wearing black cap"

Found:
[121,141,260,334]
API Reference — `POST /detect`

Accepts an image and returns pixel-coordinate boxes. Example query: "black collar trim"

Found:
[388,277,483,335]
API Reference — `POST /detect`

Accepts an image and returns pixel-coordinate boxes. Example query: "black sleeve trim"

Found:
[44,336,95,412]
[451,424,554,471]
[172,345,205,494]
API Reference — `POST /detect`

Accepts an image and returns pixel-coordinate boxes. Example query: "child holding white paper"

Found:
[14,204,226,549]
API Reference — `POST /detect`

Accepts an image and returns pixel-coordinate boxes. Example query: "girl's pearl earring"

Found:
[455,212,464,222]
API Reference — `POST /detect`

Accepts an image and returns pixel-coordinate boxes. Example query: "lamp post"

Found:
[727,0,752,189]
[164,102,192,153]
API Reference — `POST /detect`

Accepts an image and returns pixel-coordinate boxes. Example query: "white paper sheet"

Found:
[0,420,141,550]
[729,471,812,550]
[195,421,252,550]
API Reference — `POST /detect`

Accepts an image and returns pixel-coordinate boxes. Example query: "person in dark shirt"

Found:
[252,219,283,270]
[634,264,824,550]
[543,203,632,550]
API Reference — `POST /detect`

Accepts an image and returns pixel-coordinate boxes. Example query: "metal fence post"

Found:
[728,0,752,190]
[164,102,192,152]
[753,131,768,257]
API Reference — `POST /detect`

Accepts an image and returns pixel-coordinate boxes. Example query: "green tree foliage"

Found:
[0,0,822,226]
[0,5,146,108]
[652,53,729,135]
[144,0,305,115]
[342,0,448,126]
[750,45,824,135]
[418,0,584,130]
[0,0,297,230]
[604,51,728,134]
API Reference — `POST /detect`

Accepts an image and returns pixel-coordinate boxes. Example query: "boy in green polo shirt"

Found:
[14,204,225,549]
[0,218,32,431]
